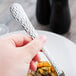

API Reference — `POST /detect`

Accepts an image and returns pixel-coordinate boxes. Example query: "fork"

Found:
[10,3,65,76]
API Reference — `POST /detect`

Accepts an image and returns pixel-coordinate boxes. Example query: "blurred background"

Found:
[0,0,76,43]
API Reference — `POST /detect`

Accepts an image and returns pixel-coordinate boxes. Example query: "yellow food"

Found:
[27,61,58,76]
[37,61,51,68]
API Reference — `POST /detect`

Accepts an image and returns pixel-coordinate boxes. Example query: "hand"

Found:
[0,34,46,76]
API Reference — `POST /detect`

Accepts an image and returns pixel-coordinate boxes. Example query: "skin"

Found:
[0,34,47,76]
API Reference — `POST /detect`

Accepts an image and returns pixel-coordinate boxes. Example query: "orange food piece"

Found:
[37,61,51,68]
[37,61,58,76]
[51,66,55,72]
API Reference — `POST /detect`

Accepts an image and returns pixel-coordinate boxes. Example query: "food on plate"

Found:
[27,61,58,76]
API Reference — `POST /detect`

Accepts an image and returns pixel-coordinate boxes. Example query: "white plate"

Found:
[1,30,76,76]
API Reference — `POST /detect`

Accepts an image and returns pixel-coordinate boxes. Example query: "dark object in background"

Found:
[36,0,51,25]
[50,0,71,34]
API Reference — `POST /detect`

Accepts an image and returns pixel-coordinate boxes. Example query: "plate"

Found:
[1,30,76,76]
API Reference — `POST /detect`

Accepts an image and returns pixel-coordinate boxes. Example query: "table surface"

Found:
[0,0,76,43]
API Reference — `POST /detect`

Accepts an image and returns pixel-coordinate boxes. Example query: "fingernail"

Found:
[38,35,47,43]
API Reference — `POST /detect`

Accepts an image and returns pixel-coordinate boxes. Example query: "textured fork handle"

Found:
[10,3,38,39]
[10,3,65,76]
